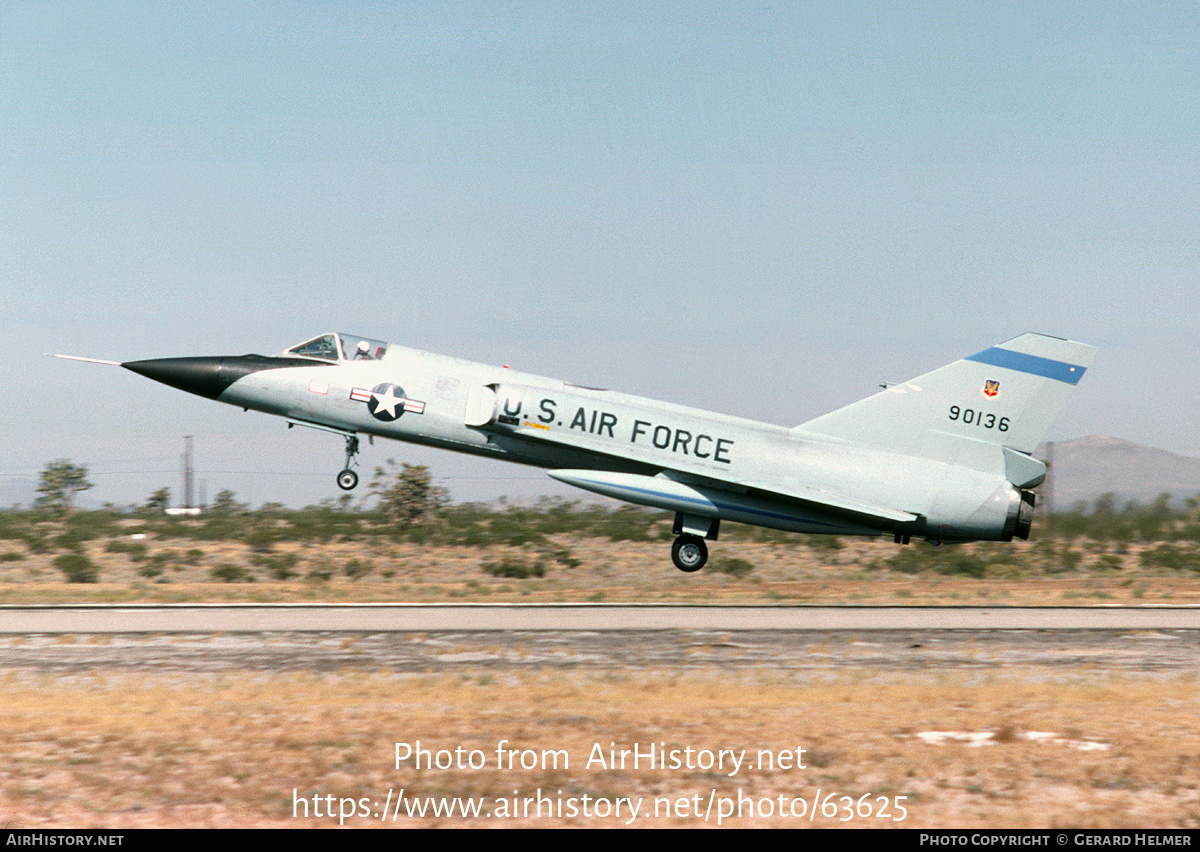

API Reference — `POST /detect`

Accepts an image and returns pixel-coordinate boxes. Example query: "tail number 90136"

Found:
[949,406,1009,431]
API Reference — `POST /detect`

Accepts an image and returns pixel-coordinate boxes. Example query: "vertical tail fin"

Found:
[796,334,1097,476]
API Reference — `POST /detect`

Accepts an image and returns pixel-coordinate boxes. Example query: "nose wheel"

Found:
[337,435,361,490]
[671,535,708,572]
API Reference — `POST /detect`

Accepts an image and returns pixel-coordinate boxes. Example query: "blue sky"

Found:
[3,2,1198,507]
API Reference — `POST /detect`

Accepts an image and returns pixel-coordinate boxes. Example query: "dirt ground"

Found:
[1,664,1197,828]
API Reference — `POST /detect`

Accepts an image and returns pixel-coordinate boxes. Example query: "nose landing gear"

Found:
[337,435,361,490]
[284,419,366,492]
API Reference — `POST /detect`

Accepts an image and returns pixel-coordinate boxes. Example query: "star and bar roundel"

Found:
[350,383,426,422]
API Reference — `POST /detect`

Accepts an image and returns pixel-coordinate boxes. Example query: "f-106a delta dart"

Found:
[57,332,1095,572]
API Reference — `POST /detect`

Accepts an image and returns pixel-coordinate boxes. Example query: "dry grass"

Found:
[2,667,1198,828]
[4,535,1200,606]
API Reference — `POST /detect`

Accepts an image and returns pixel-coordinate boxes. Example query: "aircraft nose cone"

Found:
[123,353,329,400]
[122,357,239,399]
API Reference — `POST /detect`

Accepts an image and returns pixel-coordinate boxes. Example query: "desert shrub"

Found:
[211,563,253,583]
[933,551,989,578]
[709,557,755,578]
[249,553,299,580]
[1057,547,1083,573]
[542,546,580,569]
[187,518,245,541]
[883,548,927,575]
[0,514,31,542]
[23,533,51,554]
[54,552,98,583]
[105,539,149,560]
[1140,544,1200,572]
[807,536,843,552]
[54,528,97,550]
[210,490,248,515]
[588,506,666,542]
[370,461,448,529]
[243,527,279,553]
[481,558,546,579]
[485,510,548,547]
[289,510,362,543]
[884,546,988,577]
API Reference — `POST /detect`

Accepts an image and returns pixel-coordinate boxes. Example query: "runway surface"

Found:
[1,603,1198,632]
[1,605,1198,673]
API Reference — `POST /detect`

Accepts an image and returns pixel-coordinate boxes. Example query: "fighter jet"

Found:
[57,332,1095,572]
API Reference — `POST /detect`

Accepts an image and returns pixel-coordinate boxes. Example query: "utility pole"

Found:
[182,436,194,510]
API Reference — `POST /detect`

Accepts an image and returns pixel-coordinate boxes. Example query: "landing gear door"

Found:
[464,384,498,427]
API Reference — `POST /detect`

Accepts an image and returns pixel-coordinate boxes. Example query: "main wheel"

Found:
[671,535,708,572]
[336,469,359,491]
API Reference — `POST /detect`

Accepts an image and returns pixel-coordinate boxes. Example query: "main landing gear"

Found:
[671,535,708,572]
[337,435,361,490]
[670,512,719,572]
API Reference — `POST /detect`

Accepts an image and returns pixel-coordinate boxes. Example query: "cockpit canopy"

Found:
[283,333,389,363]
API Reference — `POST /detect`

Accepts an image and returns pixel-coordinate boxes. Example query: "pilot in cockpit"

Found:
[353,340,373,360]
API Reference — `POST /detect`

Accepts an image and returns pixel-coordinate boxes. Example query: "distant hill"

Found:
[1036,436,1200,512]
